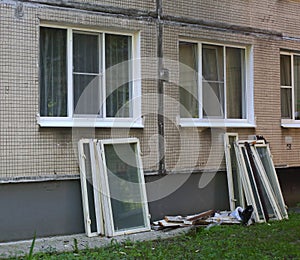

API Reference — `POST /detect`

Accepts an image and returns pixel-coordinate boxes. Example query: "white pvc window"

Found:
[234,140,287,223]
[280,51,300,127]
[97,138,150,237]
[235,142,266,223]
[179,41,255,128]
[224,133,245,211]
[253,143,288,219]
[78,139,104,237]
[38,25,142,128]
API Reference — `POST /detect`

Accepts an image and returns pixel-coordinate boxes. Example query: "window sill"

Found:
[179,119,256,128]
[37,117,144,128]
[281,120,300,128]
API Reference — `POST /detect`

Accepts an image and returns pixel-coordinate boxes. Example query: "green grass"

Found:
[20,213,300,259]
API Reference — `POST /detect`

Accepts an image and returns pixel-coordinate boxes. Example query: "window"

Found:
[78,138,151,237]
[98,138,150,236]
[38,25,142,127]
[179,41,254,127]
[280,51,300,127]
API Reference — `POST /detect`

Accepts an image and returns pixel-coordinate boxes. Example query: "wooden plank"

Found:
[158,220,185,227]
[186,210,215,221]
[164,216,185,223]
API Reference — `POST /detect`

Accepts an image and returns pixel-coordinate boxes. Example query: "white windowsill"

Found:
[281,120,300,128]
[37,116,144,128]
[180,119,256,128]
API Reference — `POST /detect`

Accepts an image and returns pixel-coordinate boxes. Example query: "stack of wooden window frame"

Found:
[224,133,288,223]
[78,138,151,237]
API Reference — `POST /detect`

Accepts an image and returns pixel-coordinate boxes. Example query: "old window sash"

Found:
[235,139,287,222]
[96,138,151,237]
[78,139,104,237]
[249,145,283,220]
[234,141,266,223]
[253,143,288,219]
[224,133,245,211]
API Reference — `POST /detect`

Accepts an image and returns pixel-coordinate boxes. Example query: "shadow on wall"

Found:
[277,167,300,207]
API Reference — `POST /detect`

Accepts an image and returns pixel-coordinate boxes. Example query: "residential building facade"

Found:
[0,0,300,242]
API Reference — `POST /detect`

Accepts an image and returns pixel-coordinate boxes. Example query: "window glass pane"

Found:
[202,45,224,118]
[73,33,99,73]
[73,33,101,115]
[280,55,291,86]
[73,75,101,114]
[294,55,300,120]
[226,47,246,119]
[104,143,146,232]
[40,27,67,117]
[281,88,292,119]
[203,81,224,117]
[202,44,224,81]
[179,42,199,118]
[105,34,132,117]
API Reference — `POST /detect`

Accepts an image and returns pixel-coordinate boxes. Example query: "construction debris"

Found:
[152,208,251,230]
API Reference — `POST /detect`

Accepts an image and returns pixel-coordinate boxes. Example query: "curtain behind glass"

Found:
[226,47,245,119]
[280,55,291,86]
[280,55,292,119]
[73,33,101,115]
[105,34,132,117]
[294,56,300,120]
[40,27,67,117]
[202,44,224,118]
[179,42,198,118]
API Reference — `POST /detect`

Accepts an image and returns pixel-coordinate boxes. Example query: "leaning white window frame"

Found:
[37,23,142,128]
[281,51,300,128]
[253,142,288,219]
[78,139,104,237]
[179,40,255,128]
[96,138,151,237]
[235,140,288,222]
[250,145,283,220]
[224,133,245,211]
[234,141,266,223]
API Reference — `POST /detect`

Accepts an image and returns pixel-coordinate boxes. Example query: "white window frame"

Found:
[250,145,283,220]
[224,133,245,211]
[78,139,104,237]
[96,138,151,237]
[179,40,255,128]
[37,24,142,128]
[280,51,300,128]
[235,139,288,222]
[234,141,266,223]
[253,143,288,219]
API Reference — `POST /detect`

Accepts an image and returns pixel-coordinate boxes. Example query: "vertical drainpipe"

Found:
[157,0,166,174]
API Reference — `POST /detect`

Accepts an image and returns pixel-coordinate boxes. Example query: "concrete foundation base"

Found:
[0,168,299,242]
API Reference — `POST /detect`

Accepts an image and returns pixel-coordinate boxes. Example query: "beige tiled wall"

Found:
[0,1,158,179]
[163,0,300,38]
[1,0,300,179]
[26,0,156,12]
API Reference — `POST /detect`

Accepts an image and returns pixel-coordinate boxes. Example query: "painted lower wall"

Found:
[0,169,299,243]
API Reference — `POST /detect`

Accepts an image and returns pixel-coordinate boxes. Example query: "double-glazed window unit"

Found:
[179,41,254,127]
[38,25,141,128]
[78,138,151,237]
[280,51,300,127]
